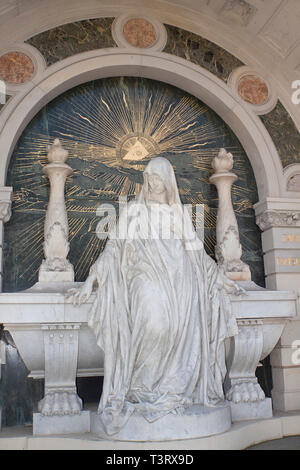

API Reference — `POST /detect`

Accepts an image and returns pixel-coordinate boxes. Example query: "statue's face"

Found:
[147,173,166,195]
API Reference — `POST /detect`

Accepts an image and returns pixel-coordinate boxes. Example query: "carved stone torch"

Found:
[209,148,251,281]
[39,139,74,282]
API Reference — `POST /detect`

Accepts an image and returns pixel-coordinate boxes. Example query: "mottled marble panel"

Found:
[0,52,34,84]
[26,18,116,66]
[163,24,244,82]
[123,18,156,48]
[260,101,300,168]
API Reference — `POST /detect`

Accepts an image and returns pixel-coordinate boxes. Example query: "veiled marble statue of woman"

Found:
[67,156,244,436]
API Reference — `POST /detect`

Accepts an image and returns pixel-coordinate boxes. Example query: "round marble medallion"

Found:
[0,51,34,84]
[123,18,156,48]
[237,75,269,105]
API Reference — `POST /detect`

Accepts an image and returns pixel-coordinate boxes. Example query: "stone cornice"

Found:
[256,210,300,231]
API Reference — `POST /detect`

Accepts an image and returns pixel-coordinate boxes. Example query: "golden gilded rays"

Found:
[5,77,258,289]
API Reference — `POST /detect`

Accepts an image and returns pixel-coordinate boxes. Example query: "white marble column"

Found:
[255,197,300,411]
[209,149,251,281]
[39,139,74,282]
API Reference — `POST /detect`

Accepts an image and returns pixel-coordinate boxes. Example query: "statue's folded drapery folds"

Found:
[67,157,243,436]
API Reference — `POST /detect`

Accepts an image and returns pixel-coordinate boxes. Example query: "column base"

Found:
[226,271,251,281]
[33,411,90,435]
[229,398,272,422]
[272,390,300,411]
[38,270,74,282]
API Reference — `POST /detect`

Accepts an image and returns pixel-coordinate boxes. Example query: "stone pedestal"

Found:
[33,411,90,436]
[90,404,231,441]
[229,398,272,422]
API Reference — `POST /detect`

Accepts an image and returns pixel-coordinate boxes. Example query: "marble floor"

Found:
[248,435,300,450]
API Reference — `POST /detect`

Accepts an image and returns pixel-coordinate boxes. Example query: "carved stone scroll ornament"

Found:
[39,139,74,282]
[209,148,251,280]
[224,319,272,421]
[225,320,265,403]
[0,201,11,223]
[37,324,82,416]
[287,174,300,192]
[256,210,300,231]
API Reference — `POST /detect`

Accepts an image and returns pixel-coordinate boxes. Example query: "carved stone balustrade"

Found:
[0,280,296,435]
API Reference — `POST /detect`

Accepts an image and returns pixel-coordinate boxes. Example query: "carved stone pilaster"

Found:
[225,319,272,421]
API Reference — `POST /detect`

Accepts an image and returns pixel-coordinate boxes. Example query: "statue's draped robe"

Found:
[88,158,238,435]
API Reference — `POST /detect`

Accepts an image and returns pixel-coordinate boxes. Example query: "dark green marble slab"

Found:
[260,101,300,168]
[26,18,116,66]
[163,24,244,82]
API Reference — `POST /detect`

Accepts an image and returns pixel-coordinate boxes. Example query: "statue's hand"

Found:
[222,277,246,296]
[65,276,95,306]
[216,267,247,296]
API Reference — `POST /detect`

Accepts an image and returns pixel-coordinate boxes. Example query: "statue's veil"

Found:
[133,156,203,249]
[136,156,182,206]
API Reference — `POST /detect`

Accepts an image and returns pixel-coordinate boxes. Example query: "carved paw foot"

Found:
[38,393,54,415]
[38,392,82,416]
[226,381,265,403]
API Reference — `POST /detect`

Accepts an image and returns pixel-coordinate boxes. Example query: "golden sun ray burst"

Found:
[4,77,264,291]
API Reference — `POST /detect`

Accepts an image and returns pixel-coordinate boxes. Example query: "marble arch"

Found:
[0,49,283,201]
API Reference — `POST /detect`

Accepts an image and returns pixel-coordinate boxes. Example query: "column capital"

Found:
[0,186,12,223]
[256,210,300,231]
